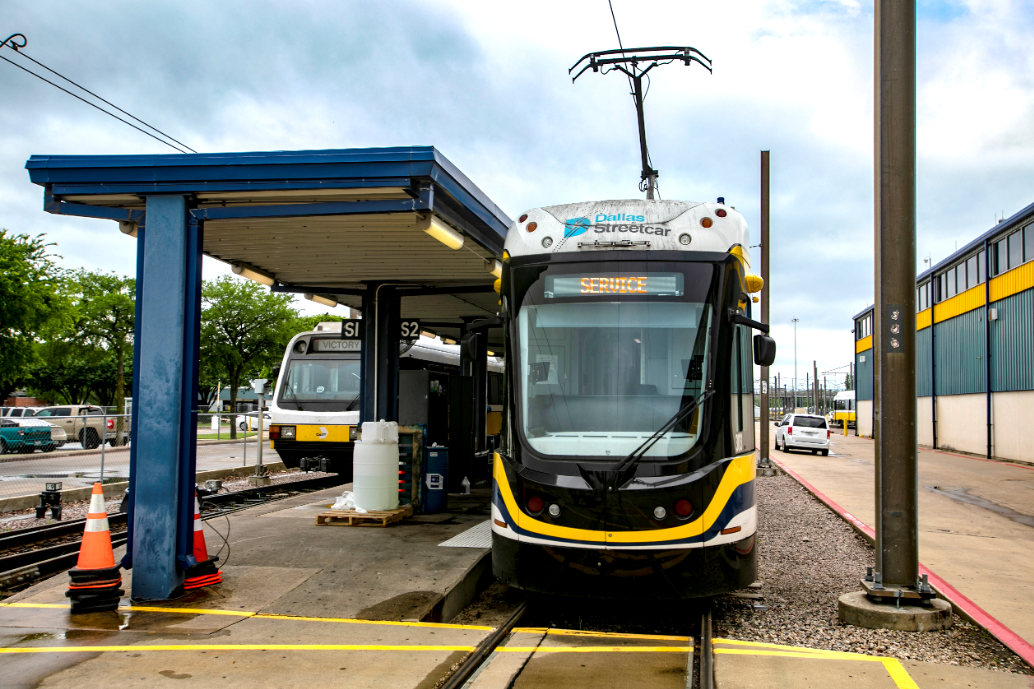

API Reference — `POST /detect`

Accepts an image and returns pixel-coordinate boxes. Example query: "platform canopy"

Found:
[26,146,511,346]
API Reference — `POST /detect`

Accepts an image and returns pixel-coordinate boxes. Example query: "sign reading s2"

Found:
[399,320,421,341]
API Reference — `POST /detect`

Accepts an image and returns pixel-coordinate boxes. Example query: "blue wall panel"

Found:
[916,328,931,397]
[933,310,986,396]
[990,288,1034,392]
[856,348,873,401]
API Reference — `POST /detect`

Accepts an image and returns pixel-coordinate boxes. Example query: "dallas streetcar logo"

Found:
[563,217,591,237]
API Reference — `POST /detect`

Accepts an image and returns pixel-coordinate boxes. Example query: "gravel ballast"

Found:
[717,471,1032,676]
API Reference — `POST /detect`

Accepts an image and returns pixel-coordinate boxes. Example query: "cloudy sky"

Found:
[2,0,1032,391]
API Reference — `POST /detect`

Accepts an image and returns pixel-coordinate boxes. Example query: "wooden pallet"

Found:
[314,504,414,527]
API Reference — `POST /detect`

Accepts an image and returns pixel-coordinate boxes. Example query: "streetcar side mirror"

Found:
[753,334,776,367]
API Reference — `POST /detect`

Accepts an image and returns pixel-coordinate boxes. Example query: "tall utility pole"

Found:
[791,318,800,408]
[759,151,771,467]
[570,47,711,199]
[813,361,819,415]
[872,0,920,597]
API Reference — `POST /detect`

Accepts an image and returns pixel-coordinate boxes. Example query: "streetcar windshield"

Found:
[279,357,361,407]
[515,263,715,459]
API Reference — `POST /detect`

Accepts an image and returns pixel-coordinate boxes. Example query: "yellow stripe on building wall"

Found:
[855,335,872,355]
[990,259,1034,303]
[933,284,985,324]
[916,308,931,331]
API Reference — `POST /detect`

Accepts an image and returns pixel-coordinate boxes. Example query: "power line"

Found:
[1,36,194,154]
[13,47,196,153]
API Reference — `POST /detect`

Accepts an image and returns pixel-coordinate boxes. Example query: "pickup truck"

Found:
[32,405,130,449]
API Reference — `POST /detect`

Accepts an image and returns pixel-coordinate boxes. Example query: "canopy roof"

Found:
[27,146,512,345]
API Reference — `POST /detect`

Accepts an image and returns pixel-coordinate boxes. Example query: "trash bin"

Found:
[424,446,449,513]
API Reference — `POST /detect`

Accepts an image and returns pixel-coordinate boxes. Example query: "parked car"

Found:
[32,405,128,449]
[14,417,67,451]
[774,413,830,456]
[0,418,51,454]
[1,407,40,418]
[236,412,271,431]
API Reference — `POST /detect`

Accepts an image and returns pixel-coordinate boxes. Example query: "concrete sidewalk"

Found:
[765,427,1034,651]
[0,486,494,688]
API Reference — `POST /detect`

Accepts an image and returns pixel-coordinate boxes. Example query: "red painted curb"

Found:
[767,454,1034,670]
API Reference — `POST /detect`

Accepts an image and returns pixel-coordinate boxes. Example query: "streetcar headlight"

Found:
[349,426,358,441]
[281,426,296,439]
[653,506,667,520]
[548,503,561,518]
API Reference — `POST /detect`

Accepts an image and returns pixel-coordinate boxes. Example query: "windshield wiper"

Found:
[345,372,362,412]
[281,369,303,410]
[607,389,715,488]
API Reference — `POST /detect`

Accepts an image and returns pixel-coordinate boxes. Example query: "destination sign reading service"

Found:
[544,273,684,298]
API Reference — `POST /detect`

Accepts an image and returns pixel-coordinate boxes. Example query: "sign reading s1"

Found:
[340,320,365,340]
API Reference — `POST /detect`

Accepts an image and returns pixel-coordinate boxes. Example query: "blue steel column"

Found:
[359,285,376,423]
[121,223,146,569]
[375,286,400,422]
[176,214,203,569]
[131,195,191,600]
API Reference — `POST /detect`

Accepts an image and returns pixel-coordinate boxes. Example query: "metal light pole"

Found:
[759,151,771,468]
[791,318,800,409]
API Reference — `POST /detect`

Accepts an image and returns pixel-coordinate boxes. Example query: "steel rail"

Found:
[694,600,714,689]
[439,602,528,689]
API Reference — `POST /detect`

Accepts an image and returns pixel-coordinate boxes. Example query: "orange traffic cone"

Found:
[66,483,123,613]
[183,491,221,590]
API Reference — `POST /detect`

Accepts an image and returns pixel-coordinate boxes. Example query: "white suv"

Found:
[775,413,830,456]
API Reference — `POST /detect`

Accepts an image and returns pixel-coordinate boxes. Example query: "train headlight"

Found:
[548,503,561,518]
[349,426,358,441]
[653,506,667,520]
[281,426,296,439]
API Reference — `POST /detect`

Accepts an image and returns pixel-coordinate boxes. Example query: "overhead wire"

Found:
[0,38,194,154]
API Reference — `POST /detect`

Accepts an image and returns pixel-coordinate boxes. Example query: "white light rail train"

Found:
[492,198,776,599]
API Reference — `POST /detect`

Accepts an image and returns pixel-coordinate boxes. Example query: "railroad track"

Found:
[437,596,715,688]
[0,473,345,594]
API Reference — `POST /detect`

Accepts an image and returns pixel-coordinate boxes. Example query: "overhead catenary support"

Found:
[759,151,771,468]
[873,0,920,596]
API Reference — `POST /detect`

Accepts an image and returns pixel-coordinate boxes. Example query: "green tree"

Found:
[65,270,135,414]
[0,231,68,400]
[201,276,298,438]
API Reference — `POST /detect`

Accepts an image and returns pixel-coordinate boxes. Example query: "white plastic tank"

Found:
[353,420,400,511]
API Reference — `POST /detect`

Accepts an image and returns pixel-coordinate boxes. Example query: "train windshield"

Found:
[279,356,361,409]
[515,262,715,460]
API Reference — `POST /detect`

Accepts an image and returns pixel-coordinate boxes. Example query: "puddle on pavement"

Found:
[928,486,1034,528]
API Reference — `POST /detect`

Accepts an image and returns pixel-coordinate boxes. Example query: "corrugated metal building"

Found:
[854,201,1034,463]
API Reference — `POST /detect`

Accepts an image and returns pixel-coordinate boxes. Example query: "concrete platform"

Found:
[765,425,1034,657]
[0,485,495,688]
[714,638,1034,688]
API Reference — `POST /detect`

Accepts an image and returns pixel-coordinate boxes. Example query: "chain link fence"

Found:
[0,410,277,502]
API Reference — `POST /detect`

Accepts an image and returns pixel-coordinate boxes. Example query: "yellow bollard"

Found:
[843,418,848,436]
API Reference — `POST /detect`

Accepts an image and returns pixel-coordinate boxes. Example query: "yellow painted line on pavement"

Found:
[0,602,492,631]
[252,613,492,631]
[714,648,919,689]
[715,638,845,655]
[514,627,691,642]
[0,644,475,654]
[498,646,693,653]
